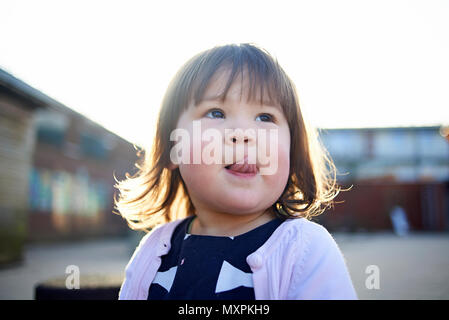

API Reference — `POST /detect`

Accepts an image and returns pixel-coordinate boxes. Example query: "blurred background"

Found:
[0,0,448,299]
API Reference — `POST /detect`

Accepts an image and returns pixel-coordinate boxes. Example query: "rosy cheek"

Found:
[278,146,290,177]
[257,128,290,176]
[186,135,219,165]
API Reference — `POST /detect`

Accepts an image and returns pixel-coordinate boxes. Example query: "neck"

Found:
[190,207,277,237]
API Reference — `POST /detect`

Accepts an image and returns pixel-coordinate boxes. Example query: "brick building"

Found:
[0,68,138,265]
[318,126,449,232]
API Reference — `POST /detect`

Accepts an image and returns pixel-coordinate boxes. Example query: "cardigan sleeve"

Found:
[287,222,357,300]
[118,228,161,300]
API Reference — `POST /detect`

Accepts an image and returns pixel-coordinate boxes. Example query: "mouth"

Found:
[224,157,258,177]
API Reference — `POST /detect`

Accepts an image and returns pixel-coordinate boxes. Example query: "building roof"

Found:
[320,124,448,133]
[0,68,136,145]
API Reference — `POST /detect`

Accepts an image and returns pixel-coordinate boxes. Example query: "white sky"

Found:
[1,0,448,148]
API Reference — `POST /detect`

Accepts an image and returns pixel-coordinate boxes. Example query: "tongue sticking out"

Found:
[226,162,257,174]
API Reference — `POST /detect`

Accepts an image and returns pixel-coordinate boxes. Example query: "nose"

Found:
[225,127,256,146]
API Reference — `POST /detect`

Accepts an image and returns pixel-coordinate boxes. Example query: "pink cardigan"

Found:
[119,217,357,300]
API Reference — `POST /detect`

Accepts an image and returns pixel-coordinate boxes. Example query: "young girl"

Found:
[115,43,357,300]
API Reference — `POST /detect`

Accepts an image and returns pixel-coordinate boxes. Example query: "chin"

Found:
[216,197,267,214]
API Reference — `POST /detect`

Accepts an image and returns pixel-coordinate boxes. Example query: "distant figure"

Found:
[390,205,410,236]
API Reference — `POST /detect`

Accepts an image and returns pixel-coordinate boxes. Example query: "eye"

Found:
[205,109,225,119]
[256,113,275,122]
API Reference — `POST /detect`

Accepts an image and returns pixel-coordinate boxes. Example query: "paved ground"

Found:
[0,231,448,300]
[0,236,133,300]
[334,232,449,299]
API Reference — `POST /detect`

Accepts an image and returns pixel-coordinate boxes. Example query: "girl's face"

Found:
[173,69,291,217]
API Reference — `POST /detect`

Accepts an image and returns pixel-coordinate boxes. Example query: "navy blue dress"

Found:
[147,215,284,300]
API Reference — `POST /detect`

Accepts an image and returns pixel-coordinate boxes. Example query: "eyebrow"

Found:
[200,96,222,103]
[199,96,281,110]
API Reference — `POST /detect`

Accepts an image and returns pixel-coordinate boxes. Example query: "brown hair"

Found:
[114,43,342,232]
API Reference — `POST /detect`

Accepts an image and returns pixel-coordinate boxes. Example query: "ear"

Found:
[167,161,179,171]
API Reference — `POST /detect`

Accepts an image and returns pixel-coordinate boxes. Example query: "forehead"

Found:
[193,66,281,108]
